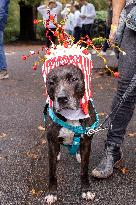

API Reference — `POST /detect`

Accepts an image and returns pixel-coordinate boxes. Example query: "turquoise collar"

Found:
[47,107,99,135]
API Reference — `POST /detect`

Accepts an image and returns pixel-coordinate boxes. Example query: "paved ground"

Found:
[0,45,136,205]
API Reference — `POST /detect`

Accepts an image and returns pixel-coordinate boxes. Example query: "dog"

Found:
[44,64,97,204]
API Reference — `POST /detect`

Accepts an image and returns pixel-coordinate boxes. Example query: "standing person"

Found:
[101,0,115,56]
[61,4,74,35]
[79,0,96,39]
[72,4,82,43]
[37,0,62,48]
[92,0,136,179]
[0,0,9,80]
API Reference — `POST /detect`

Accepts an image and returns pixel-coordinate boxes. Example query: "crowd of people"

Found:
[37,0,96,47]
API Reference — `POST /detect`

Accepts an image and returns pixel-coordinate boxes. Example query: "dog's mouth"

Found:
[55,106,76,113]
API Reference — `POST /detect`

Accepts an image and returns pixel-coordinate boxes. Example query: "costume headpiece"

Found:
[42,43,93,113]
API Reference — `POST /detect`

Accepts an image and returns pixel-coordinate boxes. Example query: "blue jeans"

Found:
[0,0,9,71]
[0,30,7,71]
[107,25,136,146]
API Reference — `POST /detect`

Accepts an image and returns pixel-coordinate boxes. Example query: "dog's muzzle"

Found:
[57,94,68,105]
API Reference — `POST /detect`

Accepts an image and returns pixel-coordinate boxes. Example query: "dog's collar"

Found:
[47,106,99,135]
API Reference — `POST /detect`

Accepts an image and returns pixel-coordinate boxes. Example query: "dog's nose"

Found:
[57,96,68,104]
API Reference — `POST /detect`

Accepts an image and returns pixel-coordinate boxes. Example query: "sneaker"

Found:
[98,51,107,56]
[0,70,9,80]
[109,51,116,56]
[91,49,97,54]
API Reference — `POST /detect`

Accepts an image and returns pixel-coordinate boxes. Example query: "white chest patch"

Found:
[58,120,81,145]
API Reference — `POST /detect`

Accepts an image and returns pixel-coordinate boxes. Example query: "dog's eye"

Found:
[72,77,78,82]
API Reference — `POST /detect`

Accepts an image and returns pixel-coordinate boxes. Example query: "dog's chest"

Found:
[58,120,81,145]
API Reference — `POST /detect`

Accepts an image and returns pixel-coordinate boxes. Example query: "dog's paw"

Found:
[45,194,57,204]
[82,191,95,201]
[76,153,81,163]
[57,152,61,161]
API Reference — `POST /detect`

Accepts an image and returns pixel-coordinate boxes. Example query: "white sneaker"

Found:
[0,70,9,80]
[91,49,97,54]
[109,51,116,56]
[98,51,107,56]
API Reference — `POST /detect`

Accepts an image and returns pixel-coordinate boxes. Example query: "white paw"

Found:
[82,192,95,200]
[76,153,81,163]
[45,194,57,204]
[57,152,61,161]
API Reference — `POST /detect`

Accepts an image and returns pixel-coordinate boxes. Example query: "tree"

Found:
[18,0,42,41]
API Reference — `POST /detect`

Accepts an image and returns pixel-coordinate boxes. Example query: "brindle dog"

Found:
[44,64,97,204]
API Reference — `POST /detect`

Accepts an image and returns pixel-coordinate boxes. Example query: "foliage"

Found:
[89,0,108,11]
[96,10,107,21]
[18,0,42,6]
[4,0,20,42]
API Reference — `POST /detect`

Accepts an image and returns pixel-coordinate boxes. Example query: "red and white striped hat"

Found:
[42,44,93,114]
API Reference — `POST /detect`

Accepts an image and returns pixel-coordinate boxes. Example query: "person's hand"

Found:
[109,24,118,44]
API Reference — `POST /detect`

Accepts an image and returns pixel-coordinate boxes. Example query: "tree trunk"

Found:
[19,2,37,41]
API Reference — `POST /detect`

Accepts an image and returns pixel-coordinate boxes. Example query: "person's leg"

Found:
[50,28,56,45]
[92,26,136,178]
[74,27,82,44]
[45,28,56,48]
[81,24,90,47]
[81,24,86,38]
[107,29,136,145]
[84,24,93,39]
[0,30,7,70]
[0,30,9,79]
[102,27,110,52]
[45,28,51,48]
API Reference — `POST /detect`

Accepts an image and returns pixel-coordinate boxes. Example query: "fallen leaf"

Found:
[26,152,38,160]
[40,139,46,144]
[0,133,7,139]
[30,188,43,197]
[120,167,129,174]
[128,132,136,137]
[38,125,45,131]
[99,112,105,117]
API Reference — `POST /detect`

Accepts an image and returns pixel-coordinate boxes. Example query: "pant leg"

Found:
[107,26,136,146]
[45,28,56,48]
[74,26,82,44]
[81,24,86,38]
[0,30,7,71]
[84,24,93,39]
[102,27,110,52]
[45,28,51,48]
[50,28,56,44]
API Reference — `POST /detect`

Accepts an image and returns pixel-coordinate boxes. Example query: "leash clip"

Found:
[87,125,108,136]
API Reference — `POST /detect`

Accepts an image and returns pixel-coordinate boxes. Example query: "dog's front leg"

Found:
[80,135,91,189]
[45,140,58,204]
[80,136,95,201]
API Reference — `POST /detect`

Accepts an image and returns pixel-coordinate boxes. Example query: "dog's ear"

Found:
[46,82,55,101]
[46,75,56,101]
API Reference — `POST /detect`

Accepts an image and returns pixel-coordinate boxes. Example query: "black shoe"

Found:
[92,142,123,179]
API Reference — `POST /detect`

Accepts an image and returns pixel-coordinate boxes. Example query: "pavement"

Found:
[0,45,136,205]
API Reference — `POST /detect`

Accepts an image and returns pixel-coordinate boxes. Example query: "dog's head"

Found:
[46,64,85,112]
